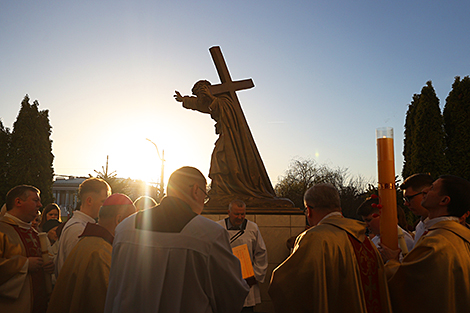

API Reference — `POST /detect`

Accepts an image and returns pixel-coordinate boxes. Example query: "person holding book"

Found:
[217,199,268,313]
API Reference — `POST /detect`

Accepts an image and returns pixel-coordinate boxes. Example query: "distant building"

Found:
[52,176,87,217]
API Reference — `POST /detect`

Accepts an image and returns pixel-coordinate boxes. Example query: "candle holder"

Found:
[376,127,398,250]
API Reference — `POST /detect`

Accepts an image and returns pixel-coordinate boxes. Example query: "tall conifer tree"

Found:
[8,95,54,205]
[0,120,10,205]
[443,76,470,180]
[402,94,420,179]
[402,81,448,179]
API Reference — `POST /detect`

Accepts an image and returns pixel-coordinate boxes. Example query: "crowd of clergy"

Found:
[1,168,470,313]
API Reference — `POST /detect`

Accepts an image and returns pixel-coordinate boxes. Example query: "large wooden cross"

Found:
[208,46,254,106]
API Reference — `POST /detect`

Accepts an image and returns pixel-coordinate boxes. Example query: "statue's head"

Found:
[191,80,211,96]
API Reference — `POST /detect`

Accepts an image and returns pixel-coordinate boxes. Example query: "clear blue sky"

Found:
[1,1,469,187]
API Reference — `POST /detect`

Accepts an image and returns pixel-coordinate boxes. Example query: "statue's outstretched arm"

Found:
[174,90,210,113]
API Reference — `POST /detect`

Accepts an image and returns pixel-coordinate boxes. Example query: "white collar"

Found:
[5,213,32,230]
[72,210,97,223]
[319,211,343,224]
[425,216,459,229]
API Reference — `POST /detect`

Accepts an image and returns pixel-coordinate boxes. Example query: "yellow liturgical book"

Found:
[232,244,254,279]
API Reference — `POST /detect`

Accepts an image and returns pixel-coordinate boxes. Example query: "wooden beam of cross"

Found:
[208,46,254,103]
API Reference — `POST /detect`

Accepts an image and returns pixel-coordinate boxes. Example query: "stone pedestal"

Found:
[203,207,305,313]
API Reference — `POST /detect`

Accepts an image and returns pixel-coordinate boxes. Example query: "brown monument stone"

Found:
[174,46,294,212]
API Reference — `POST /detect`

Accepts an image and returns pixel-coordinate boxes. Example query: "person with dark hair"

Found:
[38,203,61,232]
[269,184,392,313]
[55,177,111,276]
[42,219,62,246]
[105,167,249,313]
[0,185,54,313]
[356,197,413,259]
[400,173,434,247]
[31,211,42,232]
[216,199,268,312]
[47,194,135,313]
[382,175,470,313]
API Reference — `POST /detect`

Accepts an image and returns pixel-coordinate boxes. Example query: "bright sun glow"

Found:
[102,122,212,187]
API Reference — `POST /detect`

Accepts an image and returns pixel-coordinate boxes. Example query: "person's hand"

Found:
[174,91,183,102]
[245,276,257,287]
[28,257,43,272]
[378,243,401,262]
[42,261,55,274]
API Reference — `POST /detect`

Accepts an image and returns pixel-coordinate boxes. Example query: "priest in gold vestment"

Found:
[0,185,54,313]
[269,184,392,313]
[381,175,470,313]
[47,194,135,313]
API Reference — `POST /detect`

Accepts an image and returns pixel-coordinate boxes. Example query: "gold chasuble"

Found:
[269,215,392,313]
[386,220,470,313]
[47,223,113,313]
[0,215,48,313]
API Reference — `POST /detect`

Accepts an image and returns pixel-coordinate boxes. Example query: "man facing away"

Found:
[0,185,54,313]
[399,173,434,247]
[55,177,111,276]
[381,175,470,313]
[269,183,392,313]
[216,199,268,312]
[104,166,249,313]
[47,193,136,313]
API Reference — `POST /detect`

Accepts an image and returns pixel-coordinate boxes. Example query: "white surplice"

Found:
[104,212,249,313]
[216,219,268,307]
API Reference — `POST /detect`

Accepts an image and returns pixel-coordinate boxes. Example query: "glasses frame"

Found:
[403,191,423,203]
[189,184,210,204]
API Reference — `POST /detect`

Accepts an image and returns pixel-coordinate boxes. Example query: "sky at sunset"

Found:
[1,1,469,188]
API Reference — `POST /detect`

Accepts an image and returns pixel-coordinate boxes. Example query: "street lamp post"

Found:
[146,138,165,198]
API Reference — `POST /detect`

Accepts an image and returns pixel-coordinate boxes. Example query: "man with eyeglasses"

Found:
[381,175,470,313]
[400,173,434,247]
[104,166,249,313]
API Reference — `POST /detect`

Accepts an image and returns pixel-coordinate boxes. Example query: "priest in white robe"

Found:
[104,167,249,313]
[217,199,268,312]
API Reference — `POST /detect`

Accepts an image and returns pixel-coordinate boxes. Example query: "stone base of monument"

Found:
[203,208,305,313]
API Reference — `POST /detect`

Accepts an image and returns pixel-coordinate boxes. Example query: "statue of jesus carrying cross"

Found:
[174,46,293,209]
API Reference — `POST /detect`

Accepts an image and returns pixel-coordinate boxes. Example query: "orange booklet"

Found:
[232,244,254,279]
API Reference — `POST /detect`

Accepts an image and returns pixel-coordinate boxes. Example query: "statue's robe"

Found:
[47,223,113,313]
[182,95,280,206]
[385,219,470,313]
[0,214,48,313]
[269,214,392,313]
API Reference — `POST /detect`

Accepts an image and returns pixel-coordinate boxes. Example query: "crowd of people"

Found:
[1,168,470,313]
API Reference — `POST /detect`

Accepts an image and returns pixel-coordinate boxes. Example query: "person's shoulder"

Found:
[187,216,227,239]
[245,219,261,231]
[83,237,113,258]
[196,215,223,228]
[428,221,470,243]
[0,216,15,229]
[114,213,137,236]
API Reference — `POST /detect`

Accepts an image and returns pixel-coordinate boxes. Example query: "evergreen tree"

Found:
[402,94,420,179]
[8,95,54,206]
[443,76,470,180]
[0,120,10,205]
[402,81,448,179]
